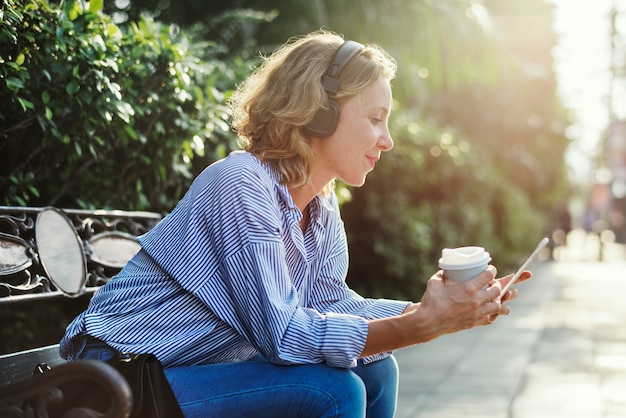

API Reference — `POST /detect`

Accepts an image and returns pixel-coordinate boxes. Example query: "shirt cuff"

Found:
[367,299,412,319]
[322,312,369,368]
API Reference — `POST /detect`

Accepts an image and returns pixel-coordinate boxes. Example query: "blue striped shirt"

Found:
[60,151,410,368]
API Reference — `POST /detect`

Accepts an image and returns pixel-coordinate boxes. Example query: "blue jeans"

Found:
[71,336,399,417]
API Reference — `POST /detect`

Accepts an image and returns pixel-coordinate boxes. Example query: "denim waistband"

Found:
[69,334,120,362]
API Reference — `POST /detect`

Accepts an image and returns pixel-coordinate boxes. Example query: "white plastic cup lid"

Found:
[438,246,491,270]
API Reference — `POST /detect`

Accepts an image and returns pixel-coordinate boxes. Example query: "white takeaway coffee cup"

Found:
[438,246,491,283]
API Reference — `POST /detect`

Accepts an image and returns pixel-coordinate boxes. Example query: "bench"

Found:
[0,206,161,417]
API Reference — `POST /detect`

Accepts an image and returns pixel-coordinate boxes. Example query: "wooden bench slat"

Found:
[0,344,65,385]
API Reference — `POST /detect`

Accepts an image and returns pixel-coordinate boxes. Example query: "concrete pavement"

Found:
[395,229,626,417]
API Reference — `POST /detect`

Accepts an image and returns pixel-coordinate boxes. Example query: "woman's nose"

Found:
[379,128,394,152]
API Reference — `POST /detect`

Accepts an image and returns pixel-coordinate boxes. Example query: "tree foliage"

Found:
[319,0,570,296]
[0,0,263,211]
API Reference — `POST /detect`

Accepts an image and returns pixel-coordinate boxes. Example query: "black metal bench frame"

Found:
[0,206,161,417]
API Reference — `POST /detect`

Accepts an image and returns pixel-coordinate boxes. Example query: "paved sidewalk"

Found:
[395,230,626,417]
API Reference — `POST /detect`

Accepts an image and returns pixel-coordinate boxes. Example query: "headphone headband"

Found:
[303,40,364,138]
[321,40,364,94]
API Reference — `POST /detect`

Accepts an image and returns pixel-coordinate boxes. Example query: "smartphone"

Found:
[499,237,549,299]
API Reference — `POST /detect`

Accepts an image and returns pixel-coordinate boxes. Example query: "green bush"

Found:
[344,115,545,298]
[0,0,252,212]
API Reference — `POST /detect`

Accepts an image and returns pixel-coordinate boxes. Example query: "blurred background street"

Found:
[395,229,626,417]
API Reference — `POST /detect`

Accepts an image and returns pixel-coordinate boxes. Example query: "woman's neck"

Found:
[289,186,316,214]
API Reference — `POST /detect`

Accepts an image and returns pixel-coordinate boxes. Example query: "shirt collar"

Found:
[256,154,336,225]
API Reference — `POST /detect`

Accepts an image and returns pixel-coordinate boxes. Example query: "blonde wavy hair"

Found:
[229,30,397,191]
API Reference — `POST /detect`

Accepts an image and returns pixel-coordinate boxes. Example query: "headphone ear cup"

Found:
[303,99,341,138]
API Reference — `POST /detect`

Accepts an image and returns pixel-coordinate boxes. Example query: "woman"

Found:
[61,30,529,417]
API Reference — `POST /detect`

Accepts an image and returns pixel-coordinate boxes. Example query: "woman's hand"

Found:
[498,270,532,303]
[413,266,505,337]
[485,270,532,323]
[363,267,533,357]
[416,266,533,334]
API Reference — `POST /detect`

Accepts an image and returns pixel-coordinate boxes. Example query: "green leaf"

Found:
[107,23,122,40]
[63,0,82,20]
[74,141,82,156]
[124,125,138,140]
[28,185,40,197]
[16,54,25,66]
[88,0,103,13]
[182,140,193,158]
[42,90,50,104]
[66,81,80,95]
[17,97,34,111]
[114,101,134,123]
[6,77,25,91]
[82,12,100,23]
[158,164,167,182]
[45,106,53,120]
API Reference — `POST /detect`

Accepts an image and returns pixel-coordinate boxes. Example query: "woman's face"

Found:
[310,76,394,187]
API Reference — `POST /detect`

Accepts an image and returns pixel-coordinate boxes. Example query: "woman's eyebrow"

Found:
[373,106,390,116]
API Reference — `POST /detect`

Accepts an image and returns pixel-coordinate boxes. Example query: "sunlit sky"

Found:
[548,0,618,184]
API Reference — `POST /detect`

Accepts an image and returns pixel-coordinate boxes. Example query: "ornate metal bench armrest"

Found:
[0,206,161,303]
